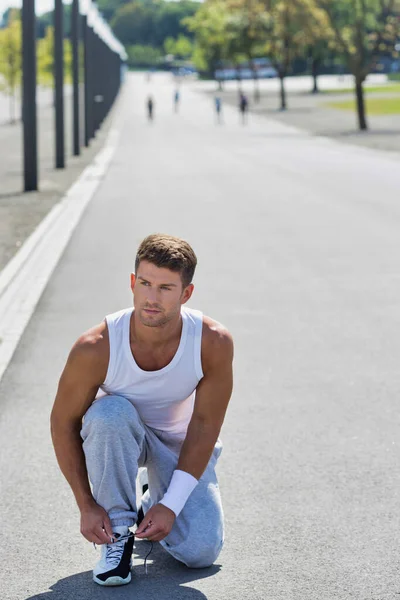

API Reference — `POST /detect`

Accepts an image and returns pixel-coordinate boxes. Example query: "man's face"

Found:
[131,260,194,328]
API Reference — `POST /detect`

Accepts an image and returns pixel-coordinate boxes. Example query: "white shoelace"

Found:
[105,536,127,567]
[93,532,133,567]
[94,532,153,574]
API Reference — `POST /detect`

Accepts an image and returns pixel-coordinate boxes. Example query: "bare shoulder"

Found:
[67,320,109,376]
[201,315,234,371]
[51,321,111,423]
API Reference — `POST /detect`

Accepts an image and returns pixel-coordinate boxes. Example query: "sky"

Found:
[0,0,72,17]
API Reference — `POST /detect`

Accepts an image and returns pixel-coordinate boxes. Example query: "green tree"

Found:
[291,0,332,94]
[1,7,20,28]
[226,0,269,101]
[307,40,330,93]
[312,0,400,129]
[258,0,329,109]
[260,0,305,110]
[37,26,72,87]
[97,0,131,22]
[185,0,233,80]
[153,1,199,47]
[110,0,199,49]
[127,44,162,68]
[164,34,193,59]
[36,4,72,39]
[0,10,21,123]
[111,2,156,46]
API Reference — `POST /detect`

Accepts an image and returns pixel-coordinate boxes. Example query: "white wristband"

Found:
[159,469,198,517]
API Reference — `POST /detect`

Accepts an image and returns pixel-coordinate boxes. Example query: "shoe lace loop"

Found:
[105,535,126,566]
[93,532,134,567]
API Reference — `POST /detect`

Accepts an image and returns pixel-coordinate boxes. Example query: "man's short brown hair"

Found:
[135,234,197,288]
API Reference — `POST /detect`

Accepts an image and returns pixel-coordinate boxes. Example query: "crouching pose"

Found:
[50,233,234,586]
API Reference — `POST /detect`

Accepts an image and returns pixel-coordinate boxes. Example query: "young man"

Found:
[50,233,234,587]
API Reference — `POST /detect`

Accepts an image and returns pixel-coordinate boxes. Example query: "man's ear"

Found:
[130,273,136,292]
[181,283,194,305]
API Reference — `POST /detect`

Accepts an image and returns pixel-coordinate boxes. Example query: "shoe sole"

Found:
[93,572,131,586]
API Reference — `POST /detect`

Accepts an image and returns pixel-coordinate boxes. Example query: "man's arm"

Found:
[176,320,234,478]
[136,317,233,541]
[50,322,113,545]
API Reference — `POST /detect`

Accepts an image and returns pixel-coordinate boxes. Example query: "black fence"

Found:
[22,0,127,192]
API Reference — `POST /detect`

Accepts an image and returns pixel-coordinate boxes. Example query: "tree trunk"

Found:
[279,74,287,110]
[355,77,367,130]
[311,58,320,94]
[253,73,260,103]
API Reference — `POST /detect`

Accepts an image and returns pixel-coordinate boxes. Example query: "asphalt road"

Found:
[1,72,400,600]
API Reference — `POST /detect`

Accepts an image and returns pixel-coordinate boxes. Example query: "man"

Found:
[174,89,180,113]
[214,96,223,125]
[147,95,154,121]
[50,233,234,587]
[239,92,248,125]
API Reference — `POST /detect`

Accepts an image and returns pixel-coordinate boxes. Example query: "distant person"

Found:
[214,96,223,124]
[147,96,154,121]
[239,92,248,124]
[174,89,180,113]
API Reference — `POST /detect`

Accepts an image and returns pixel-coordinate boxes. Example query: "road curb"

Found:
[0,127,119,383]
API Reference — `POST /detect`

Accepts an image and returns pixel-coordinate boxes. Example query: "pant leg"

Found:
[80,395,147,528]
[80,393,225,565]
[143,430,225,568]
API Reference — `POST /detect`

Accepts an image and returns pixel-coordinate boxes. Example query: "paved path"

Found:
[1,72,400,600]
[0,85,112,272]
[196,73,400,153]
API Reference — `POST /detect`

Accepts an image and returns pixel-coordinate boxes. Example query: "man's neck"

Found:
[130,310,182,348]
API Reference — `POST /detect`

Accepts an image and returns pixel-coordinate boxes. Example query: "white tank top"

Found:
[99,306,204,437]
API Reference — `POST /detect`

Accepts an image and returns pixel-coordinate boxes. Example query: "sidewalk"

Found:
[195,74,400,154]
[1,72,400,600]
[0,86,115,272]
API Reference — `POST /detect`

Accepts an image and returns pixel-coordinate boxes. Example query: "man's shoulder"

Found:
[70,321,110,366]
[201,315,234,371]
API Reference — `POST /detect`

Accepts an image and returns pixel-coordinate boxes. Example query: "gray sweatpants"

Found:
[80,394,224,568]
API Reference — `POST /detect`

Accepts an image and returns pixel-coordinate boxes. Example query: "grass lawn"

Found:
[321,83,400,95]
[327,97,400,115]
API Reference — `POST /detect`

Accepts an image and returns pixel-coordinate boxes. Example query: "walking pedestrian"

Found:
[147,96,154,121]
[239,92,249,124]
[174,89,180,113]
[50,234,234,587]
[215,96,223,124]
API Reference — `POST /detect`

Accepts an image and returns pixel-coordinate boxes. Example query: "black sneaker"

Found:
[93,526,134,586]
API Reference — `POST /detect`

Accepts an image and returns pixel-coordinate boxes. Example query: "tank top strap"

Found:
[104,307,132,388]
[182,307,204,381]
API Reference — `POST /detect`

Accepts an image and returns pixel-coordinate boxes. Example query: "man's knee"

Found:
[168,537,224,569]
[81,395,142,438]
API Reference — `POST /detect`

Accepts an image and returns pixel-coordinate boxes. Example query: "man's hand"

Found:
[135,503,176,542]
[80,501,115,545]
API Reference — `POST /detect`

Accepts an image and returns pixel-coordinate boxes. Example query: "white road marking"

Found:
[0,128,119,382]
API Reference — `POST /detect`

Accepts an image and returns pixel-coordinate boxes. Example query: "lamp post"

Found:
[22,0,38,191]
[54,0,65,169]
[71,0,80,156]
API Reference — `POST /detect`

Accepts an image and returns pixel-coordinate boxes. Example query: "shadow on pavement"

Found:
[25,541,221,600]
[260,107,315,114]
[332,129,400,137]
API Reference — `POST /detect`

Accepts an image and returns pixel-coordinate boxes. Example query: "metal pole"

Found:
[54,0,65,168]
[83,14,90,147]
[71,0,80,156]
[88,25,95,141]
[22,0,38,192]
